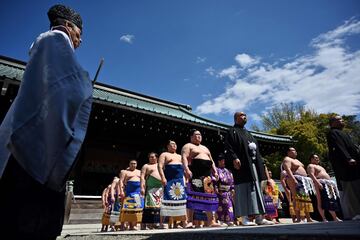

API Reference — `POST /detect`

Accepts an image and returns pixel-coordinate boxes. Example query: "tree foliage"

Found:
[261,103,305,132]
[254,103,360,179]
[343,115,360,143]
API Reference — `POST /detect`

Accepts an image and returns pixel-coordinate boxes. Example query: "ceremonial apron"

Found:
[160,164,187,218]
[319,179,340,211]
[294,175,315,215]
[187,159,219,213]
[120,181,144,223]
[142,175,163,224]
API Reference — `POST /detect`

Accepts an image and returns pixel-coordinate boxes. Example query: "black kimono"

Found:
[224,124,267,216]
[225,124,266,185]
[327,127,360,219]
[327,128,360,183]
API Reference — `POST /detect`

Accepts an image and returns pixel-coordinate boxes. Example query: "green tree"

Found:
[343,115,360,143]
[255,104,332,178]
[254,104,360,179]
[260,103,305,132]
[278,119,328,168]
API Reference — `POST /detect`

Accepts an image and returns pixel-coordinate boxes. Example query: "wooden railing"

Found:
[64,181,103,224]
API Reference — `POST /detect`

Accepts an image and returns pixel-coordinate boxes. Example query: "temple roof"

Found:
[0,55,293,144]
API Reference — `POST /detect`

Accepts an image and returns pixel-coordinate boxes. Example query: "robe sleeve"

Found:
[6,31,93,191]
[229,171,234,190]
[225,128,239,162]
[328,130,352,162]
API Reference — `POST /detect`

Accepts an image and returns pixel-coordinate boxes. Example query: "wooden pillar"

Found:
[63,180,74,224]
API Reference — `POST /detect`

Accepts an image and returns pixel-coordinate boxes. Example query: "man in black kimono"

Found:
[225,112,273,226]
[327,115,360,220]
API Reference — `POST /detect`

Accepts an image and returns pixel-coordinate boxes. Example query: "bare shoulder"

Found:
[283,156,292,163]
[182,143,192,148]
[111,179,119,186]
[307,164,315,169]
[317,165,326,170]
[160,152,170,158]
[181,143,192,151]
[122,169,131,176]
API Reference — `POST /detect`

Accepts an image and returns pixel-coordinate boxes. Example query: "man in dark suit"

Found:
[327,115,360,220]
[225,112,274,226]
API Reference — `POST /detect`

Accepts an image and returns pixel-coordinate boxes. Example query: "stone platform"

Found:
[58,219,360,240]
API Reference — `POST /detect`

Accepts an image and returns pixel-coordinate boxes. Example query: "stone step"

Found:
[67,218,102,225]
[66,196,103,225]
[69,212,102,220]
[70,209,104,214]
[60,221,360,240]
[71,202,103,209]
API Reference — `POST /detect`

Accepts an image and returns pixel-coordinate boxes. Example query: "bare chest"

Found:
[165,153,182,164]
[190,145,210,157]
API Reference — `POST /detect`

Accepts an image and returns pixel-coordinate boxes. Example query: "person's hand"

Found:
[292,177,298,185]
[161,178,167,186]
[140,188,145,197]
[348,159,357,165]
[119,191,125,199]
[185,167,192,179]
[316,181,323,190]
[214,172,219,181]
[233,159,241,170]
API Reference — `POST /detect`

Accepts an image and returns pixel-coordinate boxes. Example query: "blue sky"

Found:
[1,0,359,128]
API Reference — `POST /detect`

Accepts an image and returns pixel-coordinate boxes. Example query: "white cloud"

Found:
[202,93,212,98]
[218,65,239,80]
[120,34,135,44]
[196,81,265,114]
[205,66,216,76]
[311,17,360,48]
[196,18,360,117]
[249,113,262,122]
[196,57,207,63]
[235,53,260,67]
